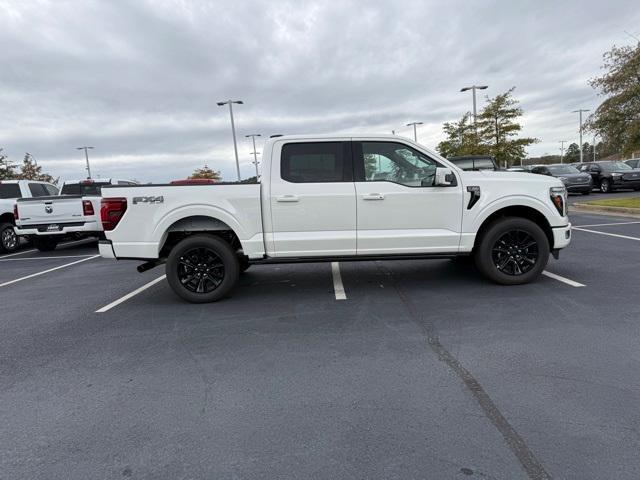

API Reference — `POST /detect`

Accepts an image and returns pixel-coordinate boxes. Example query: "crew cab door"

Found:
[353,140,463,254]
[268,140,356,257]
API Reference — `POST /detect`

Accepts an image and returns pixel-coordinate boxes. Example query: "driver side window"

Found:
[359,142,439,187]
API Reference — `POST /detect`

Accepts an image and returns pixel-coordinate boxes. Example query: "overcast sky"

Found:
[1,0,639,182]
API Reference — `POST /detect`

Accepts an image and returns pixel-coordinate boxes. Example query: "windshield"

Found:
[548,165,580,174]
[602,162,632,171]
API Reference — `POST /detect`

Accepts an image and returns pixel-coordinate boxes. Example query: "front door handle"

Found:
[276,195,299,202]
[362,193,385,200]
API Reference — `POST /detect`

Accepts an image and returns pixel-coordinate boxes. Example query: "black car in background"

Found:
[448,155,499,171]
[576,161,640,193]
[531,164,593,194]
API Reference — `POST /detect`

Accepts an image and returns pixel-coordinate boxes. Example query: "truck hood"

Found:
[460,169,564,188]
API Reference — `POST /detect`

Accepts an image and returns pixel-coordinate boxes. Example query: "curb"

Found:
[571,203,640,219]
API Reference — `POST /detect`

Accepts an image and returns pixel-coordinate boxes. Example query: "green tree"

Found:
[476,87,537,167]
[564,143,581,163]
[190,164,221,180]
[436,112,486,158]
[17,153,57,183]
[586,43,640,156]
[0,149,18,180]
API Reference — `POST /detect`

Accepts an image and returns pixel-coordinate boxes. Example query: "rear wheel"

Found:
[33,237,58,252]
[166,235,239,303]
[0,223,19,253]
[474,217,549,285]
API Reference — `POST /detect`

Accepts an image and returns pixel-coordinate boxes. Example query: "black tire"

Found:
[166,234,239,303]
[0,222,19,253]
[33,237,59,252]
[474,217,549,285]
[599,179,611,193]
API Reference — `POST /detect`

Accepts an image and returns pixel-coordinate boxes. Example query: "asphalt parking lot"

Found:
[1,204,640,479]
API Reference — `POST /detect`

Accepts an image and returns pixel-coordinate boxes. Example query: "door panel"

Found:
[353,140,463,254]
[269,141,356,257]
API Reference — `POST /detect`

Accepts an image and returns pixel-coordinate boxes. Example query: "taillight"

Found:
[101,198,127,231]
[13,203,19,220]
[82,200,95,216]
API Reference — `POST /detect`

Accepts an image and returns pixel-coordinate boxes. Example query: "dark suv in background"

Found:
[576,161,640,193]
[531,164,592,194]
[625,159,640,169]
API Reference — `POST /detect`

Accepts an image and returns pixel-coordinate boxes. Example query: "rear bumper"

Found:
[552,223,572,249]
[15,221,102,236]
[99,240,116,259]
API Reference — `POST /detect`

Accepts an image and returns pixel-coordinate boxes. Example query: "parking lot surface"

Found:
[1,207,640,479]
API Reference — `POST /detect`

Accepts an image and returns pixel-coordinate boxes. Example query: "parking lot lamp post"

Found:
[245,134,261,178]
[559,140,566,164]
[572,109,589,163]
[76,146,94,179]
[460,85,488,134]
[217,100,244,181]
[406,122,423,142]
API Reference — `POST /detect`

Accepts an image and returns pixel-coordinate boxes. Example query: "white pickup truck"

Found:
[99,135,571,303]
[0,180,59,253]
[15,178,137,251]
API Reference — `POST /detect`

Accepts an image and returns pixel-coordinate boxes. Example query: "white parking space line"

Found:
[0,255,100,288]
[542,270,585,288]
[572,226,640,242]
[331,262,347,300]
[0,255,96,262]
[574,221,640,228]
[95,275,166,313]
[0,248,37,259]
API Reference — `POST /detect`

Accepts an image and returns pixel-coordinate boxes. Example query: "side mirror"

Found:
[435,167,456,186]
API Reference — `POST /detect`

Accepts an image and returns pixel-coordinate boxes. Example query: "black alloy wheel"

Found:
[491,230,539,276]
[166,234,239,303]
[600,179,611,193]
[178,247,225,294]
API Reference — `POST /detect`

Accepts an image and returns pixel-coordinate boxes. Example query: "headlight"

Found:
[550,186,567,217]
[612,173,622,178]
[559,176,568,183]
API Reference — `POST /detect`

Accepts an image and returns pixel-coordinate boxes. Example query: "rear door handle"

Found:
[276,195,299,202]
[362,193,385,200]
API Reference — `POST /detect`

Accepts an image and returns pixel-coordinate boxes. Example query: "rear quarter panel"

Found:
[103,184,263,259]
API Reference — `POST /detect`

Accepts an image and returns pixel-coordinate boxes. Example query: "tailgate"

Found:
[16,195,85,225]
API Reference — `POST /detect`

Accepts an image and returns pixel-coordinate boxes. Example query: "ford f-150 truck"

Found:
[15,178,138,251]
[99,135,571,303]
[0,180,59,253]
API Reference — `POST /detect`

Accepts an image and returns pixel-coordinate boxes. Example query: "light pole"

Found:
[572,109,589,163]
[559,140,567,164]
[217,100,244,181]
[76,146,94,178]
[460,85,488,133]
[245,134,261,178]
[592,134,598,161]
[406,122,423,142]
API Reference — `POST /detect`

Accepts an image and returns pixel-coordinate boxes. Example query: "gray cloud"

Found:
[1,0,638,181]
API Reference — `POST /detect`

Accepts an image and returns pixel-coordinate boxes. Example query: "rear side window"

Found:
[281,142,351,183]
[28,183,50,197]
[60,183,105,195]
[450,158,474,170]
[44,184,59,195]
[0,184,22,199]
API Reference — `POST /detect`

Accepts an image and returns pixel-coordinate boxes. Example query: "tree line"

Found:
[0,150,57,182]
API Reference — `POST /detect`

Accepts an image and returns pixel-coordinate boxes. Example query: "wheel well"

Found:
[0,212,15,225]
[159,215,243,258]
[474,206,554,251]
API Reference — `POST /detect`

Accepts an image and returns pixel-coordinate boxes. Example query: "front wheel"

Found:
[599,179,611,193]
[0,223,19,253]
[33,237,59,252]
[474,217,549,285]
[166,235,239,303]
